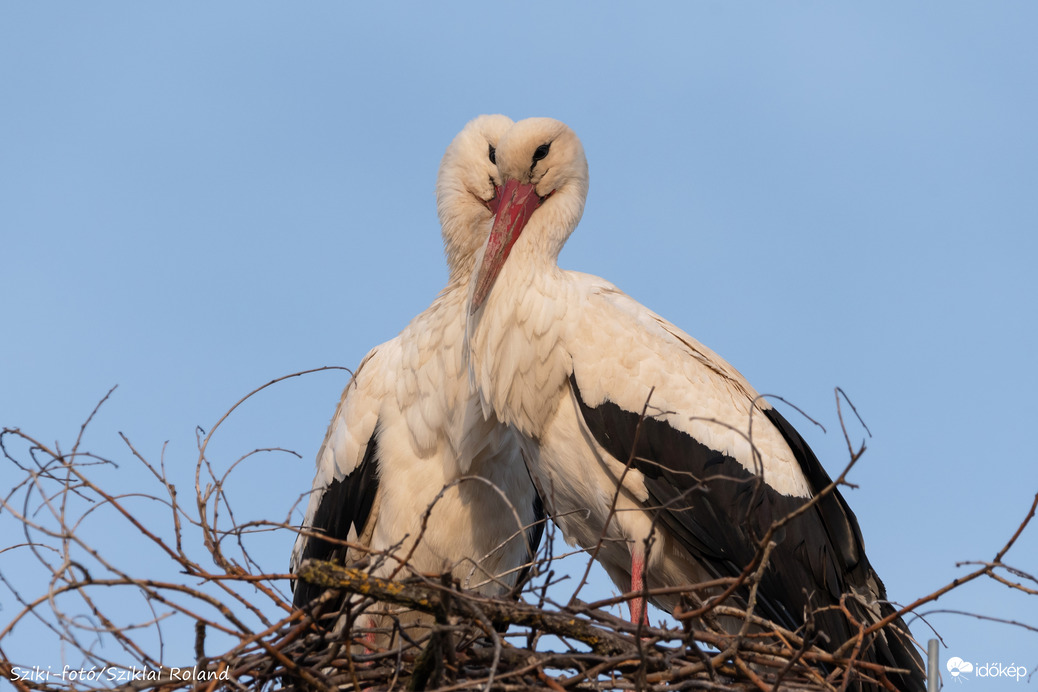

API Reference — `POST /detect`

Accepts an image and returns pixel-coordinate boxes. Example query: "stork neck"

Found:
[468,259,573,438]
[442,204,495,286]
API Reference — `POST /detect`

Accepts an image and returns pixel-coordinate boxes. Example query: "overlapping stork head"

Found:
[436,114,514,281]
[470,117,589,313]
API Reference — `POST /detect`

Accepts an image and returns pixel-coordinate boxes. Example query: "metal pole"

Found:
[928,639,939,692]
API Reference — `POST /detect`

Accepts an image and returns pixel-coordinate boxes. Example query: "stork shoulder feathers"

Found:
[316,346,385,487]
[567,274,812,498]
[394,296,468,462]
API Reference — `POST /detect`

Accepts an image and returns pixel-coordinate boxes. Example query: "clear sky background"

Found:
[2,2,1036,686]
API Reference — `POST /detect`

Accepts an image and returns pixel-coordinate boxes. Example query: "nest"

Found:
[2,377,1036,691]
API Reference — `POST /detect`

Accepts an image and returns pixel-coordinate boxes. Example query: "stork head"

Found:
[437,114,514,282]
[469,118,588,313]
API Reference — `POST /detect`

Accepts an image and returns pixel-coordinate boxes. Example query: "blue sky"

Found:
[2,2,1036,685]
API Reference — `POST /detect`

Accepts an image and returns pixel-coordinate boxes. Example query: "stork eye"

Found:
[532,143,550,163]
[488,144,496,164]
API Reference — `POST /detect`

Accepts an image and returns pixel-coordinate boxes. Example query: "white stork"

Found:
[465,117,924,690]
[290,115,543,636]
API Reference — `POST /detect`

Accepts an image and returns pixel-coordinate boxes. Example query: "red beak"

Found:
[470,179,543,313]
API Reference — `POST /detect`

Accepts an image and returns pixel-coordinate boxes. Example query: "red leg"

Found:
[357,614,379,652]
[629,546,648,625]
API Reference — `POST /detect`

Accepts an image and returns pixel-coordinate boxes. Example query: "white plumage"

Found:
[290,116,542,632]
[465,117,924,690]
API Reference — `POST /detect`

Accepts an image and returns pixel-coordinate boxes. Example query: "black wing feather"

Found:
[511,491,546,592]
[571,374,924,691]
[292,429,381,608]
[571,374,802,628]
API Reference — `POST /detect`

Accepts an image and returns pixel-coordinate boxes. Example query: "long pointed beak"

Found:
[470,178,542,314]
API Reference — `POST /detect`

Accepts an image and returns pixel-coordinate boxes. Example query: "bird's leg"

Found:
[628,545,648,625]
[355,614,379,652]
